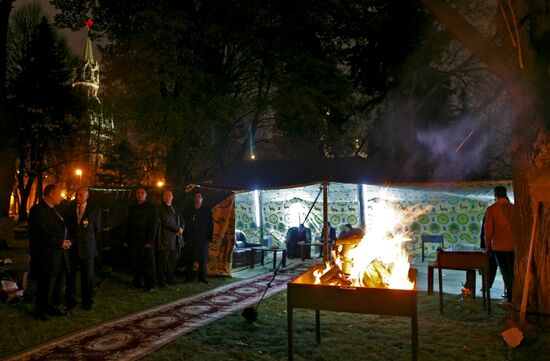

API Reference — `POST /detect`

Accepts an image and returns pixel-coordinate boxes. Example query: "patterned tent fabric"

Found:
[235,181,513,259]
[208,195,235,276]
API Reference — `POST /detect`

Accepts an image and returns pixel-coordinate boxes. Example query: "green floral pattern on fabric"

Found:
[235,182,512,258]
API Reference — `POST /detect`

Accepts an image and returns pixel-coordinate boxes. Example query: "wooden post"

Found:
[520,202,541,325]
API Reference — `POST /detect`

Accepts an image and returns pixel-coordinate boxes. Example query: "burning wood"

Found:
[319,265,340,284]
[362,260,390,288]
[288,266,418,361]
[313,189,420,290]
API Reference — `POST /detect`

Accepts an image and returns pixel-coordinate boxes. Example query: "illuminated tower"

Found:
[72,19,114,183]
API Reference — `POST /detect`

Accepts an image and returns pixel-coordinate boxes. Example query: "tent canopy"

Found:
[200,157,499,192]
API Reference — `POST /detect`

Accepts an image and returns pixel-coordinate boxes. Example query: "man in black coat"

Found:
[124,187,158,292]
[156,190,184,287]
[183,191,213,283]
[28,184,71,320]
[63,187,101,310]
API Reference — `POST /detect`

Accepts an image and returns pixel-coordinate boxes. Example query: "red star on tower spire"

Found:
[85,18,94,29]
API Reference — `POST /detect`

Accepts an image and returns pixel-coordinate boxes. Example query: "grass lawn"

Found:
[1,270,549,360]
[146,291,550,361]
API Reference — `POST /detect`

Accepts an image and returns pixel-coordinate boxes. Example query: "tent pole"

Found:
[323,182,329,262]
[358,185,365,229]
[259,190,265,246]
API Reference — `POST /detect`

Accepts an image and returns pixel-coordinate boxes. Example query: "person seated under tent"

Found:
[285,224,311,259]
[235,229,261,248]
[338,223,364,240]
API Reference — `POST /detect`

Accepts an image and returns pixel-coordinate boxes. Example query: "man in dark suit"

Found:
[63,187,100,310]
[124,187,158,292]
[28,184,71,320]
[183,191,213,283]
[156,190,184,287]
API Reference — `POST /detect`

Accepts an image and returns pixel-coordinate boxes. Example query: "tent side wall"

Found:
[235,182,512,260]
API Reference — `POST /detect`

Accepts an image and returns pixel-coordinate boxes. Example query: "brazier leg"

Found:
[288,305,294,361]
[315,309,321,344]
[412,315,418,361]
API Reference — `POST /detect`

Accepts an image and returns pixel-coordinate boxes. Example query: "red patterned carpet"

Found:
[4,265,308,361]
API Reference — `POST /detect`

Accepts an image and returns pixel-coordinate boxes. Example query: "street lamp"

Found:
[75,168,83,186]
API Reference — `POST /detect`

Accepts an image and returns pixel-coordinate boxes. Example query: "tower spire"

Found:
[73,18,100,102]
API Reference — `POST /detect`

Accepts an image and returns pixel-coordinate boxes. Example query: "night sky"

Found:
[15,0,88,56]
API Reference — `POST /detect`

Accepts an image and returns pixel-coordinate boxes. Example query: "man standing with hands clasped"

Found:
[124,187,158,293]
[29,184,71,320]
[183,191,213,284]
[64,187,100,311]
[156,190,184,287]
[484,185,515,306]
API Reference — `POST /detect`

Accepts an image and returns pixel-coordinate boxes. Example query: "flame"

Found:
[313,262,331,285]
[314,189,422,290]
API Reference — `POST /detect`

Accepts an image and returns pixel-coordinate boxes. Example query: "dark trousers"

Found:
[156,249,178,285]
[487,251,498,289]
[35,260,63,315]
[130,248,155,288]
[36,272,61,315]
[184,241,208,280]
[494,251,514,302]
[66,257,95,306]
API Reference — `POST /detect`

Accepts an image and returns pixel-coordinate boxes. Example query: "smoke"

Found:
[370,78,515,183]
[367,0,515,183]
[413,117,491,181]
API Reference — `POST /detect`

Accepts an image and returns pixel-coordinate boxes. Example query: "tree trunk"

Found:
[507,84,550,325]
[17,174,35,222]
[422,0,550,324]
[0,147,15,218]
[0,0,16,219]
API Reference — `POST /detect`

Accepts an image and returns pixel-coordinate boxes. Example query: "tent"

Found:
[234,181,513,259]
[200,157,512,268]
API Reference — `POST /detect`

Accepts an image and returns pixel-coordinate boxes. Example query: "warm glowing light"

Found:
[156,180,165,188]
[314,189,420,290]
[60,192,67,198]
[286,203,307,226]
[250,154,256,160]
[75,169,83,176]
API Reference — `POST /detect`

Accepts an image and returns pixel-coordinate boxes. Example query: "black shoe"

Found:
[198,278,208,284]
[66,300,77,311]
[47,307,68,317]
[82,303,93,311]
[33,311,49,321]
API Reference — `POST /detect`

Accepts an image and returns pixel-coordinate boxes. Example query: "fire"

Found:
[315,190,421,290]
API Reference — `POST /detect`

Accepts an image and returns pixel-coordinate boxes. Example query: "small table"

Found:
[251,247,287,271]
[297,242,324,261]
[428,250,491,315]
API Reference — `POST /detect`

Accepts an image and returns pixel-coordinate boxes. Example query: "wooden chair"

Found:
[420,234,444,262]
